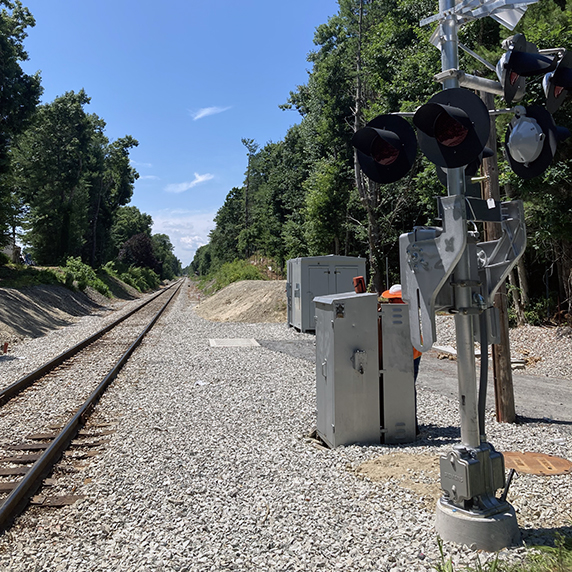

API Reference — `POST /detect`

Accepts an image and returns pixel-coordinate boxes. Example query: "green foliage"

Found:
[0,251,10,266]
[12,90,139,266]
[529,533,572,572]
[0,0,42,242]
[304,157,352,255]
[151,233,181,280]
[433,534,572,571]
[0,262,62,288]
[64,256,110,297]
[109,205,153,260]
[202,259,267,294]
[102,260,160,292]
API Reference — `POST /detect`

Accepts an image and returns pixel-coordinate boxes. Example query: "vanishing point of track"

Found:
[0,279,183,531]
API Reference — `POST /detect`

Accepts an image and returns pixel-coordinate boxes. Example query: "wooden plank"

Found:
[0,453,42,464]
[6,443,50,451]
[0,467,29,476]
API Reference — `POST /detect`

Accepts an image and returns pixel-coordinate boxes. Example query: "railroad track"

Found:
[0,279,184,531]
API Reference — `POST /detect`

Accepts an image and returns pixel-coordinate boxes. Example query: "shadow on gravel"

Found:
[516,415,572,427]
[521,524,572,547]
[258,339,315,362]
[396,424,461,448]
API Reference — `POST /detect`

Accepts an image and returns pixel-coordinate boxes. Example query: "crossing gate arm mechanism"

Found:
[399,195,467,352]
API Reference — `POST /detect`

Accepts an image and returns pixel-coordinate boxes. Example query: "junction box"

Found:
[287,256,366,333]
[314,291,416,447]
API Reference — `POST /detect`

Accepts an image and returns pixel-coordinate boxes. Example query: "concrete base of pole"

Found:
[435,498,521,552]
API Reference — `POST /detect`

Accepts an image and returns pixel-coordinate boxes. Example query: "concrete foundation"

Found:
[435,498,521,552]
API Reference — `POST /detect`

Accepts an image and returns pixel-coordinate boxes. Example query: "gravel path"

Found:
[0,281,570,571]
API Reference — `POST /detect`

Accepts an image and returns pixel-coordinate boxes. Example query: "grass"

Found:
[434,535,572,572]
[196,258,270,295]
[0,259,153,298]
[0,263,63,288]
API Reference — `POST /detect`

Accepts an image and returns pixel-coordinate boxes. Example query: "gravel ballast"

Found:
[0,281,570,571]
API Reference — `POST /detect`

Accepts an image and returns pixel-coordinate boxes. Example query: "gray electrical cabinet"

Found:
[287,256,366,332]
[378,303,417,444]
[314,292,380,448]
[314,293,417,448]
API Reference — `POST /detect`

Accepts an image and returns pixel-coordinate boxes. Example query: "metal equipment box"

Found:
[287,256,366,332]
[378,303,417,444]
[314,292,380,448]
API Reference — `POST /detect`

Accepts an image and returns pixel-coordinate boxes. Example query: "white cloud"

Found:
[164,173,214,194]
[152,209,216,266]
[138,175,160,181]
[191,106,231,120]
[130,160,153,168]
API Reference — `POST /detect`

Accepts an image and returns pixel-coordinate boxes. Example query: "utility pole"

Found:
[480,91,517,423]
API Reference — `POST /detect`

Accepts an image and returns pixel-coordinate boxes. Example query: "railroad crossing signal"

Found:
[413,88,490,169]
[496,33,557,105]
[351,115,417,184]
[544,50,572,113]
[504,105,569,179]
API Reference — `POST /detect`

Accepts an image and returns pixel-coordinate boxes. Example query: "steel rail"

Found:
[0,279,183,531]
[0,279,182,407]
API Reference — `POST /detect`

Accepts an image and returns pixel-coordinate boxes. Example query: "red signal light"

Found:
[351,115,417,184]
[371,136,400,166]
[434,113,469,148]
[413,88,490,169]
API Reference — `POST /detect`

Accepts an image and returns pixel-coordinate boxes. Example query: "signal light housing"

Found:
[352,115,417,184]
[496,34,557,105]
[543,50,572,113]
[504,105,569,179]
[413,88,490,169]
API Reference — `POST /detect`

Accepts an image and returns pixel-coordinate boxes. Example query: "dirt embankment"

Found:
[0,277,141,345]
[194,280,287,323]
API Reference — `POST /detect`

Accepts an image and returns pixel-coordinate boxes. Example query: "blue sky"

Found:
[19,0,339,267]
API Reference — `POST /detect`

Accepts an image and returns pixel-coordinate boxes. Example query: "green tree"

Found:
[13,90,95,263]
[152,233,181,280]
[108,205,153,259]
[0,0,42,244]
[208,187,245,269]
[84,135,139,266]
[118,233,160,274]
[190,243,212,276]
[304,157,352,255]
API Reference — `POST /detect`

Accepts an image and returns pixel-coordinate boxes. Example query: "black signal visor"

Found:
[413,88,490,169]
[352,114,417,184]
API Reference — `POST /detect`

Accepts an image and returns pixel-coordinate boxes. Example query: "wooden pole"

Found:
[480,91,516,423]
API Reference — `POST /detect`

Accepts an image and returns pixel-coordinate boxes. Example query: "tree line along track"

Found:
[0,278,184,532]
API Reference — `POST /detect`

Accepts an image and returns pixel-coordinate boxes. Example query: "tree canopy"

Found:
[193,0,572,321]
[0,3,182,282]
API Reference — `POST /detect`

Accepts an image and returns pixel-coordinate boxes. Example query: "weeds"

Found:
[198,259,268,294]
[64,257,110,297]
[0,262,62,288]
[103,261,160,292]
[433,534,572,572]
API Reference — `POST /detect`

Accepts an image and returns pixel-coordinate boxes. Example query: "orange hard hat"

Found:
[381,284,402,299]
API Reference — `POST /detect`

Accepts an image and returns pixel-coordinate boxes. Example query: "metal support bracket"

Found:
[477,200,526,304]
[399,195,467,352]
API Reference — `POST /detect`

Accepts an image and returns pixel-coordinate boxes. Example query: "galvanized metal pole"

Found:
[439,0,481,449]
